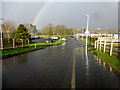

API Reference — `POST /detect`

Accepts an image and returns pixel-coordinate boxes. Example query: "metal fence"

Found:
[0,38,30,49]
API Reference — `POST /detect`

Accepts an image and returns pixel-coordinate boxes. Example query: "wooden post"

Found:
[35,44,36,48]
[94,40,97,48]
[110,39,114,56]
[104,40,106,52]
[97,40,99,50]
[99,40,102,51]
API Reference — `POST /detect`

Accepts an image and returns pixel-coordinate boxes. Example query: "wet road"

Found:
[2,37,120,88]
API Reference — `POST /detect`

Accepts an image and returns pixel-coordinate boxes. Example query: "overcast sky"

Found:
[1,2,118,30]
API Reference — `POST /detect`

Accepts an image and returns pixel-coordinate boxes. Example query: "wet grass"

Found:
[29,40,66,46]
[80,38,95,45]
[29,37,68,46]
[88,48,120,72]
[80,38,120,47]
[2,46,46,57]
[2,38,68,57]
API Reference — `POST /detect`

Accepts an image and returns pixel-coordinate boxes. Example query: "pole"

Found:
[0,19,3,49]
[0,0,3,49]
[104,40,107,52]
[85,14,89,49]
[13,38,15,48]
[86,15,89,31]
[94,40,97,48]
[86,34,88,49]
[110,39,114,56]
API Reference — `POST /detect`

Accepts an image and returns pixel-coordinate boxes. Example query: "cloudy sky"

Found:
[1,1,118,30]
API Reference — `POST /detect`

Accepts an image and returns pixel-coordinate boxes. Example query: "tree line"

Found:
[1,20,118,43]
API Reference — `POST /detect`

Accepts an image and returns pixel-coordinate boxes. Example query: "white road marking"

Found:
[71,49,76,89]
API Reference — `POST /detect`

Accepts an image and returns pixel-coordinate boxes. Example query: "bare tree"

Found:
[1,21,15,42]
[41,24,53,37]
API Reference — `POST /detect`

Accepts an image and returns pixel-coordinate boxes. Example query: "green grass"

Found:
[106,43,120,47]
[2,37,68,57]
[29,37,68,46]
[80,38,120,47]
[80,38,95,45]
[2,46,46,57]
[88,48,120,71]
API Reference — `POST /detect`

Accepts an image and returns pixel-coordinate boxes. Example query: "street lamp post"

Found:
[97,28,100,37]
[84,14,90,49]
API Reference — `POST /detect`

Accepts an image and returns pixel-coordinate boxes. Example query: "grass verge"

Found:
[80,38,95,45]
[2,46,46,57]
[2,37,68,58]
[88,48,120,72]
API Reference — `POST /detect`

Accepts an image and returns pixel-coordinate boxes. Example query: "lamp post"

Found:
[97,28,100,37]
[84,14,90,49]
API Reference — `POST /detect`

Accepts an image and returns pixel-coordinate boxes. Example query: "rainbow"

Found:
[32,0,53,25]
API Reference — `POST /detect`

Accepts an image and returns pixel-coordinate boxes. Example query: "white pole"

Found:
[99,40,102,51]
[94,40,97,48]
[85,14,90,49]
[86,34,88,49]
[97,40,99,50]
[104,40,107,52]
[35,44,36,48]
[87,15,89,31]
[110,39,114,56]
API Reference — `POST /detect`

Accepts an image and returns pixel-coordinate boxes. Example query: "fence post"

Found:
[99,40,102,51]
[13,38,15,48]
[94,40,97,48]
[110,39,114,56]
[35,44,36,48]
[20,39,23,47]
[97,40,99,50]
[104,40,107,52]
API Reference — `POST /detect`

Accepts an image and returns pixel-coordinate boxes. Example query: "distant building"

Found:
[108,33,120,39]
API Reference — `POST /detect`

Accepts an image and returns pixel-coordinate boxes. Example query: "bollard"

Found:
[35,44,36,48]
[110,67,112,71]
[13,38,15,48]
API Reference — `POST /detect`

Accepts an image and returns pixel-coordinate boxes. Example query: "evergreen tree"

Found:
[14,24,31,43]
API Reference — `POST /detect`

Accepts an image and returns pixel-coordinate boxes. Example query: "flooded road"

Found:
[2,37,120,88]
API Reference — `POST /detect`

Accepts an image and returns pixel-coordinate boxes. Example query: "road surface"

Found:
[2,37,120,88]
